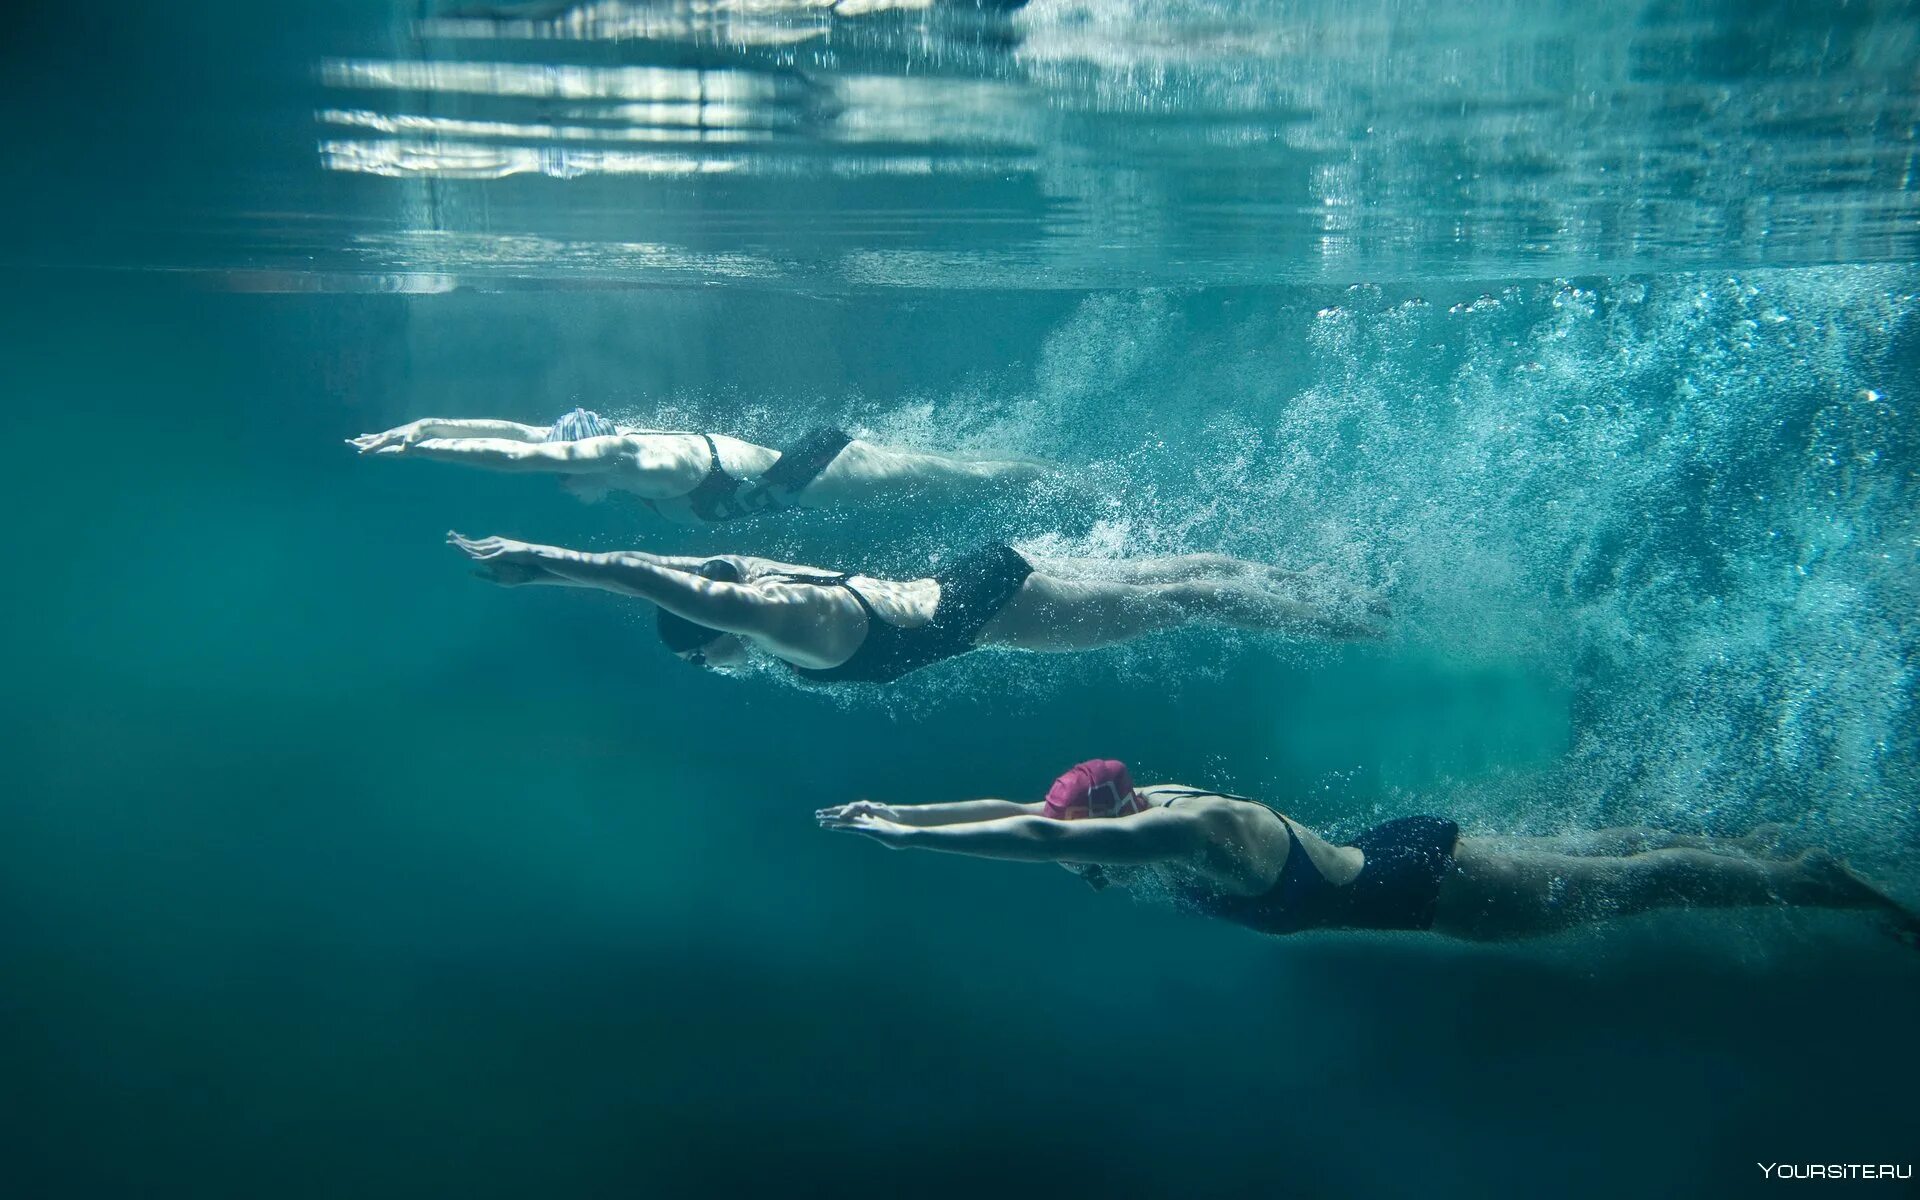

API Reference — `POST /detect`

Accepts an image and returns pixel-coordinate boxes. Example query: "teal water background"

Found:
[3,1,1918,1196]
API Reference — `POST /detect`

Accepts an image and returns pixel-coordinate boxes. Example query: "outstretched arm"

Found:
[370,435,702,500]
[444,536,705,589]
[400,434,634,475]
[816,798,1044,828]
[821,806,1204,865]
[448,533,773,637]
[349,418,549,452]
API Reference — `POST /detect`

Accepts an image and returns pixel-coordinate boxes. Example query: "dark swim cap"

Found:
[656,559,741,656]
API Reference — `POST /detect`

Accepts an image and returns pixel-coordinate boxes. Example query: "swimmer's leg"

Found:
[978,574,1193,651]
[1498,824,1790,858]
[1033,555,1389,636]
[980,570,1375,650]
[794,439,1048,508]
[1025,553,1265,585]
[1436,840,1914,940]
[1154,576,1379,637]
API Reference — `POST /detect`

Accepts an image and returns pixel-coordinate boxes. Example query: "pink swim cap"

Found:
[1043,760,1144,820]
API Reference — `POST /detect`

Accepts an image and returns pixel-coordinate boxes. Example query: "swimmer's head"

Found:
[1062,862,1112,890]
[560,476,612,504]
[670,629,749,670]
[657,559,750,670]
[547,407,618,442]
[1042,759,1143,820]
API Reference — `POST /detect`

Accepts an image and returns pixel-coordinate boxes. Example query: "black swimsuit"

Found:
[645,428,853,524]
[654,434,749,523]
[749,427,852,505]
[1165,790,1460,933]
[780,545,1034,684]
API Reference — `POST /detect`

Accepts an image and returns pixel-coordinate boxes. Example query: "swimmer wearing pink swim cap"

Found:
[818,762,1919,943]
[1042,759,1149,821]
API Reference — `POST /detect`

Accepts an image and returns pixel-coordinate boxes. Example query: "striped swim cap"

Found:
[547,408,619,442]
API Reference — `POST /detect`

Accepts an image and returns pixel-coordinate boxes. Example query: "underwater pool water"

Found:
[1,1,1916,1197]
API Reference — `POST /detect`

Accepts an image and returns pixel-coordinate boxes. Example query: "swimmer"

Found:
[350,408,1044,521]
[447,535,1389,683]
[818,760,1920,943]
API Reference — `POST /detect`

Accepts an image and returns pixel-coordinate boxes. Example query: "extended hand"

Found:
[817,808,911,848]
[815,799,902,827]
[348,421,430,454]
[447,531,549,586]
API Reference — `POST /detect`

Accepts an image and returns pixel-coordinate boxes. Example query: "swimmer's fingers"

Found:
[843,799,901,822]
[364,421,432,452]
[822,814,908,846]
[350,428,407,453]
[447,532,521,560]
[817,800,891,827]
[449,537,506,562]
[819,812,877,832]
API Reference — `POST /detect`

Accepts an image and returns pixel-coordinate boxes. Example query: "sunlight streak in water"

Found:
[321,58,795,105]
[317,52,1043,187]
[297,0,1920,286]
[321,139,746,178]
[419,0,945,47]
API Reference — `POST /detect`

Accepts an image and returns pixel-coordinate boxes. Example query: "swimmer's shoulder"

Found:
[1142,784,1234,804]
[717,555,809,583]
[1142,785,1248,815]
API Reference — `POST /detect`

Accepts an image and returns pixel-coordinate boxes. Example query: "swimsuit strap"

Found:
[684,434,752,522]
[1272,815,1333,899]
[1159,788,1327,891]
[1156,786,1265,807]
[766,571,880,620]
[639,433,729,517]
[1163,788,1311,851]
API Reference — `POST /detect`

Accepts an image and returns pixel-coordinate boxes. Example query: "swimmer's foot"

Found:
[947,456,1051,488]
[1794,850,1869,902]
[1248,565,1391,636]
[1793,851,1918,945]
[998,458,1055,484]
[1733,822,1791,858]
